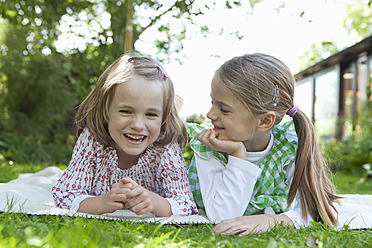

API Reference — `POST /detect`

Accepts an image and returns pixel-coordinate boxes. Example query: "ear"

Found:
[175,94,184,112]
[257,111,276,131]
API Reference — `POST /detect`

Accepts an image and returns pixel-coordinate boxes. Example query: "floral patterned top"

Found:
[51,128,198,216]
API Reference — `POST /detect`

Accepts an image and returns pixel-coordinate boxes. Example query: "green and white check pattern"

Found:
[186,121,298,215]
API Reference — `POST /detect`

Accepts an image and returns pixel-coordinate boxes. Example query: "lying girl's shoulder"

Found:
[75,128,104,148]
[72,128,111,161]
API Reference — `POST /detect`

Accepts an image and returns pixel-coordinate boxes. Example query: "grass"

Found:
[0,212,371,247]
[332,170,372,194]
[1,163,371,247]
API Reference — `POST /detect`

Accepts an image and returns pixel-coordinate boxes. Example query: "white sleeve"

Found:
[281,205,312,228]
[195,154,262,222]
[70,195,95,212]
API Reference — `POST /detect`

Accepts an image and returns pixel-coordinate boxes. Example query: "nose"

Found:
[206,106,217,121]
[131,115,145,131]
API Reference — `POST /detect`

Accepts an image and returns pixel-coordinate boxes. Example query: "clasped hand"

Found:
[104,177,153,215]
[197,129,246,159]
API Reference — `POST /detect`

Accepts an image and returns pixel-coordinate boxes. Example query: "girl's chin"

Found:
[215,132,229,140]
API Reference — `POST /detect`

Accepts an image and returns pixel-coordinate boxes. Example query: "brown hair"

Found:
[75,53,187,149]
[217,53,340,227]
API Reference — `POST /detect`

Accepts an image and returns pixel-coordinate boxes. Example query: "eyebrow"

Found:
[210,94,233,109]
[116,104,162,113]
[147,107,162,113]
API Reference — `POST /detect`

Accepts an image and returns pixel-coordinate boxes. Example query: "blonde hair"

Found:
[75,54,187,149]
[217,53,340,227]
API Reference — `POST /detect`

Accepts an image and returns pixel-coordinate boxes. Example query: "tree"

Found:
[298,41,338,71]
[0,16,76,136]
[0,1,92,134]
[299,0,372,70]
[343,0,372,40]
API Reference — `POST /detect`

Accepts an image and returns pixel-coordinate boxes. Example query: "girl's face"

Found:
[207,75,260,145]
[108,76,163,162]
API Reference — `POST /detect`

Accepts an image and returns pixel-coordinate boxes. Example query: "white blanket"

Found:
[0,167,371,229]
[0,166,210,224]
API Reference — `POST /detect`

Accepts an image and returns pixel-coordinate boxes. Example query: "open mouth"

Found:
[125,134,146,142]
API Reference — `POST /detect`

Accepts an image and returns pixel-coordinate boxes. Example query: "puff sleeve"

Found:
[51,128,98,210]
[157,142,198,215]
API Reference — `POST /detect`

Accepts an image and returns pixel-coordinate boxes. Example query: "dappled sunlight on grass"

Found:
[0,212,371,247]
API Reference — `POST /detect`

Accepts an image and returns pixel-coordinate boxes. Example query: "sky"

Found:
[56,0,357,118]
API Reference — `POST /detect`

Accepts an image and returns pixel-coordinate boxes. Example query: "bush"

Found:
[0,130,74,165]
[322,108,372,175]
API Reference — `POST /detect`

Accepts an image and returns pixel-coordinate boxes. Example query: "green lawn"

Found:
[0,212,371,247]
[332,170,372,195]
[1,163,371,247]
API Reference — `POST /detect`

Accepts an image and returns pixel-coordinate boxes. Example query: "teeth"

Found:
[126,134,145,141]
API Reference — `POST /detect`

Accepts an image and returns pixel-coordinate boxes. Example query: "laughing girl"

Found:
[52,54,197,217]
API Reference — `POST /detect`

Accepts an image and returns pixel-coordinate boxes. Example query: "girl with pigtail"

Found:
[187,53,340,235]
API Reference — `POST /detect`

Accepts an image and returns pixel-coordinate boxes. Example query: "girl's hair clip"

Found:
[160,68,168,78]
[271,84,279,106]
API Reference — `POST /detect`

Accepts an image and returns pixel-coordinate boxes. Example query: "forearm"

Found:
[267,214,294,227]
[196,155,262,221]
[281,206,313,228]
[78,195,119,215]
[148,191,172,217]
[256,214,294,233]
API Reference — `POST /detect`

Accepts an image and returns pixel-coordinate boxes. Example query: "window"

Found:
[294,77,313,122]
[314,67,339,141]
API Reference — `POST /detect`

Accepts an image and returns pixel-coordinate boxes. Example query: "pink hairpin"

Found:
[161,68,168,78]
[272,84,279,106]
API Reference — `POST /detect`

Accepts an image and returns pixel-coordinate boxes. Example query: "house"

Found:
[294,35,372,141]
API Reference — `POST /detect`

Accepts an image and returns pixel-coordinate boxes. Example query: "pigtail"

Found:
[288,110,341,227]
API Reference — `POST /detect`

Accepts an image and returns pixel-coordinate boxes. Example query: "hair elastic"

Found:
[271,84,279,106]
[286,105,299,117]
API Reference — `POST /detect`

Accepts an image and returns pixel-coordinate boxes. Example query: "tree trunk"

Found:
[124,0,134,53]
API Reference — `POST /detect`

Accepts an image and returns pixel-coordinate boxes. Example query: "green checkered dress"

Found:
[186,120,298,215]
